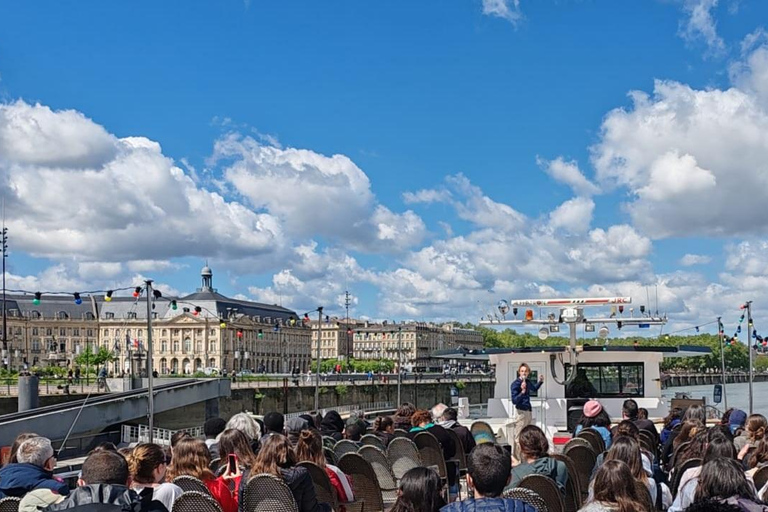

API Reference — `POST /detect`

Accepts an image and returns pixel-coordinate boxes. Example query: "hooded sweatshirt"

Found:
[320,411,345,441]
[507,456,568,493]
[0,463,70,498]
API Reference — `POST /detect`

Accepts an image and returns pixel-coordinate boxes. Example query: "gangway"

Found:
[0,379,230,444]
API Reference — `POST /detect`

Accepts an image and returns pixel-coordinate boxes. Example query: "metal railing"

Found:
[121,424,204,446]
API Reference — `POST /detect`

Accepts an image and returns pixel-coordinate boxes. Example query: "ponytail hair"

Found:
[127,443,166,484]
[294,429,326,468]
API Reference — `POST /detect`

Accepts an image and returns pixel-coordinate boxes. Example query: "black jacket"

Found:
[44,484,168,512]
[372,430,395,447]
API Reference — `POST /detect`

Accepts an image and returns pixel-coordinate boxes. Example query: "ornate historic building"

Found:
[0,266,312,375]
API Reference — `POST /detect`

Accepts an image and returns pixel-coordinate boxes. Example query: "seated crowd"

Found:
[3,399,768,512]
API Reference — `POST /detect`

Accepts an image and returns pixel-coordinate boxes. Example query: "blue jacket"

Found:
[510,378,541,411]
[441,497,537,512]
[0,462,69,498]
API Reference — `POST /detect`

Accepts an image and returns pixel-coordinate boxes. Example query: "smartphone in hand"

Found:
[228,454,238,474]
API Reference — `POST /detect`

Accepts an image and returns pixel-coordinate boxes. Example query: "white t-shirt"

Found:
[132,482,184,511]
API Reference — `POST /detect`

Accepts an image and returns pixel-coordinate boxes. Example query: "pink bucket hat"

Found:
[583,400,602,418]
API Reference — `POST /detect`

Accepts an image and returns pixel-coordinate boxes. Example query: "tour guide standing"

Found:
[510,363,544,459]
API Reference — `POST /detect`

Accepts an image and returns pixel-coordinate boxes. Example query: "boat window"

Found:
[565,363,644,398]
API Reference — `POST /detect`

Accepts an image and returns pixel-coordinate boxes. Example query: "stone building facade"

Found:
[0,266,312,375]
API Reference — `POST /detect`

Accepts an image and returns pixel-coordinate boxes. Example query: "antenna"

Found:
[646,287,651,316]
[655,285,659,315]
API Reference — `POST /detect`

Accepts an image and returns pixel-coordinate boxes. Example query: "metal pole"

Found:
[145,280,155,443]
[2,225,7,358]
[397,326,402,406]
[747,301,754,415]
[314,307,323,411]
[718,316,728,410]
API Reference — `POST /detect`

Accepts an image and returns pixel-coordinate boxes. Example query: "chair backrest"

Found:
[334,439,360,458]
[243,473,299,512]
[413,431,448,480]
[755,466,768,495]
[393,429,409,438]
[172,475,211,495]
[562,437,592,453]
[470,420,496,444]
[323,446,338,466]
[502,487,548,512]
[0,497,20,512]
[576,428,605,455]
[338,453,385,512]
[387,437,422,480]
[518,474,564,512]
[297,461,340,512]
[444,427,468,472]
[562,445,596,496]
[671,458,702,497]
[361,434,386,450]
[669,440,692,470]
[171,491,223,512]
[359,445,398,491]
[550,453,582,512]
[323,436,337,449]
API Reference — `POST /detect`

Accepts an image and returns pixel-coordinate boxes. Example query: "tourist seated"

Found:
[408,409,457,469]
[287,417,311,446]
[671,426,707,474]
[661,407,683,445]
[507,425,567,493]
[573,400,612,450]
[224,412,264,453]
[616,399,657,439]
[2,432,39,467]
[638,407,649,420]
[578,460,648,512]
[294,429,354,506]
[390,467,444,512]
[216,428,258,509]
[127,443,184,512]
[204,417,227,459]
[689,457,764,511]
[437,407,476,455]
[736,414,767,458]
[441,444,536,512]
[670,433,735,512]
[661,404,706,466]
[44,450,166,512]
[371,416,396,447]
[392,403,417,432]
[319,410,345,441]
[685,499,745,512]
[249,434,330,512]
[166,436,238,512]
[261,411,285,442]
[0,436,69,503]
[729,409,748,437]
[597,436,671,509]
[169,430,190,459]
[299,413,319,430]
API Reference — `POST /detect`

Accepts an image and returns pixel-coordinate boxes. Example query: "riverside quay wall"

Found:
[0,378,495,431]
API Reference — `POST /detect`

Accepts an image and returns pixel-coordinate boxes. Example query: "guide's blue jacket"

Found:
[510,378,541,412]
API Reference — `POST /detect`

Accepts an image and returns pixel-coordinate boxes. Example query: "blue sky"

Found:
[1,0,768,337]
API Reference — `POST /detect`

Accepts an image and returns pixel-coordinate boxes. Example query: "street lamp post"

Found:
[397,326,402,406]
[314,307,323,411]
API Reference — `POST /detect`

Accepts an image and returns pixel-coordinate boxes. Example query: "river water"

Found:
[662,381,768,414]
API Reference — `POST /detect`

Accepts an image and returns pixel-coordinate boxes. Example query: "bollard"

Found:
[18,375,40,412]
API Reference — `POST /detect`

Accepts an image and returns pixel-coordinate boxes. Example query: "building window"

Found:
[32,327,38,336]
[59,328,66,336]
[173,340,179,352]
[87,329,93,337]
[73,328,80,336]
[46,328,52,336]
[184,339,191,353]
[105,312,114,319]
[162,341,168,352]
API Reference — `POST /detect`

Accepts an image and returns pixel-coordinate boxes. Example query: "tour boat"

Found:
[435,297,711,443]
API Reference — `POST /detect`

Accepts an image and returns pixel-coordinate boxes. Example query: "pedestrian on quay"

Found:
[509,363,543,459]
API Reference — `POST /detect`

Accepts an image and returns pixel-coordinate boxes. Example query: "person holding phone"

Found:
[510,363,544,460]
[217,429,258,510]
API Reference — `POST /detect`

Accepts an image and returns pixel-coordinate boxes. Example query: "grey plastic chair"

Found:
[518,474,564,512]
[334,439,360,459]
[361,434,386,451]
[387,437,422,480]
[242,473,299,512]
[359,445,398,504]
[502,487,548,512]
[171,491,222,512]
[339,452,385,512]
[172,475,211,495]
[0,497,20,512]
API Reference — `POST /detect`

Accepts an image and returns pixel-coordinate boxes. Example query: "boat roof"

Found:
[432,344,711,360]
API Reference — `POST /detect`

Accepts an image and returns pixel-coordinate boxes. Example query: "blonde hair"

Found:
[517,363,530,376]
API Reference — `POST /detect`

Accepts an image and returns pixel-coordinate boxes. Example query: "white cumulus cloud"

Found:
[678,0,726,56]
[538,156,600,196]
[481,0,523,25]
[680,254,712,266]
